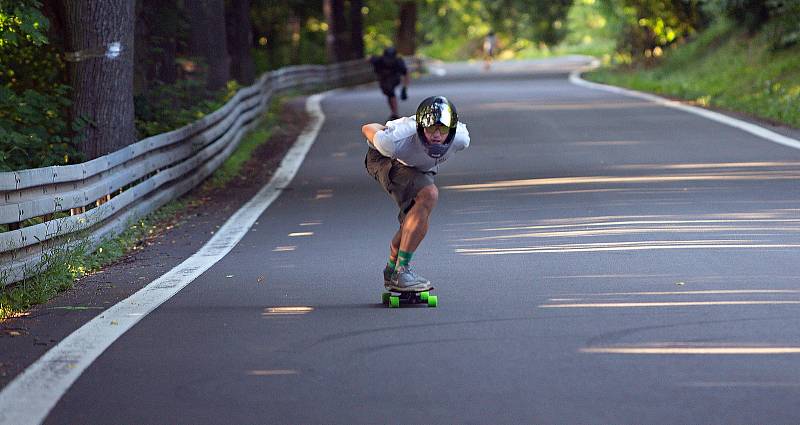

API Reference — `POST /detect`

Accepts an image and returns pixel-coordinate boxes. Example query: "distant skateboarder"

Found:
[369,47,410,120]
[362,96,470,291]
[483,31,497,71]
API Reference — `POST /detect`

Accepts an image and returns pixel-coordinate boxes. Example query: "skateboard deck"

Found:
[382,287,437,308]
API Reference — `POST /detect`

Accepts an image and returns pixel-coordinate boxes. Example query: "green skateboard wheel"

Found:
[427,295,438,307]
[419,291,429,302]
[382,292,391,304]
[389,296,400,308]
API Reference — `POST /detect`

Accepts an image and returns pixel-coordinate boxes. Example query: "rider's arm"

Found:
[452,122,470,152]
[362,123,396,157]
[362,123,386,145]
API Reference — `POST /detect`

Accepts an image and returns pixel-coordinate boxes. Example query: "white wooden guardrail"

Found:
[0,59,386,285]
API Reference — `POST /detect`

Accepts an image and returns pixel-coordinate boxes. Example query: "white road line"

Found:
[0,92,331,425]
[569,67,800,151]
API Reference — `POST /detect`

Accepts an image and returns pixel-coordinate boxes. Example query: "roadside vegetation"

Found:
[586,19,800,127]
[582,1,800,129]
[0,97,287,320]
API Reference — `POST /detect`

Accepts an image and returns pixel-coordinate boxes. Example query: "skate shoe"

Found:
[383,267,396,289]
[389,265,432,291]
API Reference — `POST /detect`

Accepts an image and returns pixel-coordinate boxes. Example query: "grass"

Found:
[0,199,190,319]
[0,96,293,320]
[584,20,800,128]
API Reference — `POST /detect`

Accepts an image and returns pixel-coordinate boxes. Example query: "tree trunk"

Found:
[134,0,178,93]
[188,0,230,90]
[323,0,348,62]
[396,1,416,56]
[226,0,255,85]
[288,14,301,64]
[133,1,150,94]
[149,0,179,84]
[349,0,364,60]
[63,0,136,159]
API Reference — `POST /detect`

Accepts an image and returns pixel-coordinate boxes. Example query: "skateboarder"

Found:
[362,96,470,291]
[369,47,410,120]
[483,31,497,71]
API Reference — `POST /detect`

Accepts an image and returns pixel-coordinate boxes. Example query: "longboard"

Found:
[382,287,437,308]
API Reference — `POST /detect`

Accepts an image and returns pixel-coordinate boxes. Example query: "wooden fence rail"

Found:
[0,59,381,285]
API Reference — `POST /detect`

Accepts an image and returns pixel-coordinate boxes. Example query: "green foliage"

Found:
[517,0,617,59]
[701,0,769,33]
[0,0,84,171]
[362,0,398,55]
[596,0,707,63]
[250,0,327,72]
[586,19,800,127]
[0,0,48,48]
[0,86,86,171]
[134,79,239,137]
[764,0,800,49]
[408,0,575,61]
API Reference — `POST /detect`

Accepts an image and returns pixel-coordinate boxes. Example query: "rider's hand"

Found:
[400,86,408,101]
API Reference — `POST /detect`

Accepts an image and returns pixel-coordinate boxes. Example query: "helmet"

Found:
[383,46,397,57]
[416,96,458,158]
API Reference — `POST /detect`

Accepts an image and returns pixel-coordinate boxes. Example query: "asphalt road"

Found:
[35,58,800,423]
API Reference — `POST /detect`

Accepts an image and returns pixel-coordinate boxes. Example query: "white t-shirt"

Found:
[369,116,470,172]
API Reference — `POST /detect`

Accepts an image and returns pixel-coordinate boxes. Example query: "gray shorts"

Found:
[365,148,435,223]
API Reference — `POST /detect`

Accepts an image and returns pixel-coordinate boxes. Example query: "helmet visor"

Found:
[419,103,456,129]
[423,123,449,135]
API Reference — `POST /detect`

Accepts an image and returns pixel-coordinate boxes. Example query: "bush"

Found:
[0,86,86,170]
[0,0,84,171]
[134,78,240,138]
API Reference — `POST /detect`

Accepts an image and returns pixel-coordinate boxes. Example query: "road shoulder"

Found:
[0,96,310,389]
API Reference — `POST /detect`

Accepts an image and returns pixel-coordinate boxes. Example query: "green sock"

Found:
[397,250,413,268]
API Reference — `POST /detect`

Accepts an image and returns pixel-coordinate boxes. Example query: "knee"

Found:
[416,185,438,209]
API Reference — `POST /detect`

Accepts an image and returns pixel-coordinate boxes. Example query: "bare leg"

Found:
[389,228,401,262]
[388,96,399,116]
[399,184,438,253]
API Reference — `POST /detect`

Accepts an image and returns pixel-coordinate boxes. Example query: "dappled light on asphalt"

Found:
[443,170,800,192]
[456,241,800,255]
[448,155,800,253]
[449,210,800,255]
[557,289,800,297]
[314,189,334,199]
[611,161,800,170]
[262,306,314,316]
[470,100,659,112]
[247,370,299,376]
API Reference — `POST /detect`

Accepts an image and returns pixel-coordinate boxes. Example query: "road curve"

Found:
[9,57,800,424]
